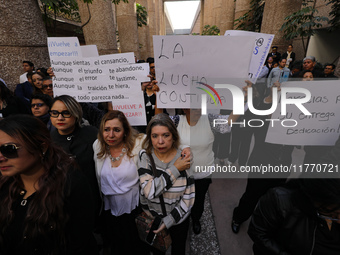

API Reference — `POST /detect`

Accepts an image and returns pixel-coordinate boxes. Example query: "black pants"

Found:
[229,125,253,165]
[213,132,231,160]
[151,217,190,255]
[191,178,212,222]
[233,178,287,223]
[102,208,148,255]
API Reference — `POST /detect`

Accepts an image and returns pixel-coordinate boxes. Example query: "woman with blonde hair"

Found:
[93,110,146,254]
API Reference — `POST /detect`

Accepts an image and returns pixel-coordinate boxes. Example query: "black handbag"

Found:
[135,153,172,252]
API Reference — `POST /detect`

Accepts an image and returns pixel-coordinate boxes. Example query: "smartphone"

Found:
[145,216,162,245]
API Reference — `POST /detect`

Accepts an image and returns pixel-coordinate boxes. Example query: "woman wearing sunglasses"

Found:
[50,95,101,216]
[0,115,99,254]
[30,93,55,131]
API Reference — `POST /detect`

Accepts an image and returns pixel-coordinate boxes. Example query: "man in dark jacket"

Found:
[282,44,296,69]
[248,135,340,255]
[323,64,338,78]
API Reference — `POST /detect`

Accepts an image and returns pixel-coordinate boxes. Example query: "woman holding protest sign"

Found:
[154,82,244,235]
[167,108,237,235]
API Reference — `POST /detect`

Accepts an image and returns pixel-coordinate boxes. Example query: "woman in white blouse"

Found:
[93,110,146,254]
[93,110,190,254]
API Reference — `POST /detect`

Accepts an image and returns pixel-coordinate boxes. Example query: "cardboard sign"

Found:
[153,35,254,109]
[265,80,340,146]
[224,30,274,84]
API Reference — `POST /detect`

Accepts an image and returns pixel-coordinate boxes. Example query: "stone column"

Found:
[147,0,156,57]
[137,0,151,61]
[200,0,205,33]
[0,0,50,90]
[156,0,165,35]
[77,0,118,55]
[261,0,303,52]
[116,0,140,58]
[219,0,236,34]
[203,0,214,27]
[212,0,222,28]
[234,0,252,24]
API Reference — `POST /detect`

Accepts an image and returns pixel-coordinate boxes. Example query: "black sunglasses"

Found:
[0,144,21,159]
[49,110,72,118]
[31,103,45,108]
[42,84,53,89]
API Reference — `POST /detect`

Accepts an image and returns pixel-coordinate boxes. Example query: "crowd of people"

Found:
[0,45,339,255]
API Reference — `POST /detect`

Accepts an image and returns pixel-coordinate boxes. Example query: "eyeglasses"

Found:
[317,212,340,222]
[31,103,45,108]
[0,144,21,159]
[49,110,72,118]
[42,84,53,90]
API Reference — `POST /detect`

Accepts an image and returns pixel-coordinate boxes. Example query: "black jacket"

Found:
[51,125,101,215]
[0,169,98,255]
[248,183,340,255]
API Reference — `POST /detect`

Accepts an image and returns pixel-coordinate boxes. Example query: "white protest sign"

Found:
[81,45,99,57]
[111,90,147,125]
[48,37,149,125]
[265,80,340,146]
[48,37,82,58]
[153,35,254,109]
[224,30,274,84]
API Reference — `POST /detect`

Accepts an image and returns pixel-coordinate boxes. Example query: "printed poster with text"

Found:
[47,37,149,125]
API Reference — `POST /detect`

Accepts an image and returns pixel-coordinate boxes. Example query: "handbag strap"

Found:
[147,153,167,217]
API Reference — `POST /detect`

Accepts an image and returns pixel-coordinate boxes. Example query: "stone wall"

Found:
[77,0,119,55]
[0,0,50,90]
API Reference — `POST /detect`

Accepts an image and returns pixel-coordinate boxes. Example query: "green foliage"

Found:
[280,3,328,40]
[40,0,129,22]
[201,25,220,35]
[234,0,265,32]
[327,0,340,31]
[136,3,148,27]
[279,0,328,55]
[41,0,81,22]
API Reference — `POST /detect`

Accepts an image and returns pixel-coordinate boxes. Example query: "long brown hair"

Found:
[142,113,180,155]
[0,115,76,253]
[97,110,140,159]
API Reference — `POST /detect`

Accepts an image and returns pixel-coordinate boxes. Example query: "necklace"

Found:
[154,149,174,163]
[20,190,27,206]
[108,145,127,162]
